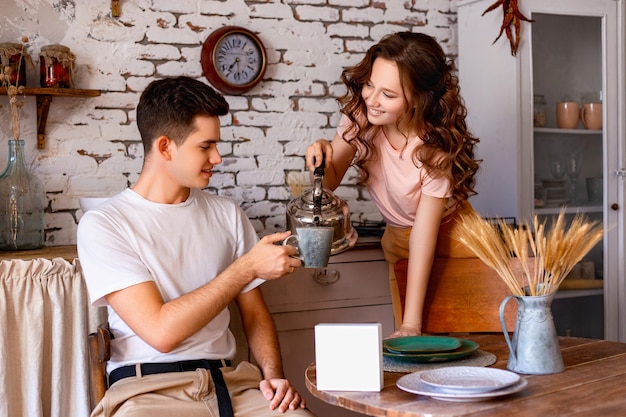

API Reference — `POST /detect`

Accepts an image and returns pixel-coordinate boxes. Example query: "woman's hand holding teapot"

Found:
[305,139,333,172]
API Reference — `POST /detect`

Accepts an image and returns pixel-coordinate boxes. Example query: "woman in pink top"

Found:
[305,32,480,338]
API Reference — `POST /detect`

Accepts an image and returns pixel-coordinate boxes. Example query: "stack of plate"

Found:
[396,366,528,402]
[382,336,479,363]
[542,178,569,206]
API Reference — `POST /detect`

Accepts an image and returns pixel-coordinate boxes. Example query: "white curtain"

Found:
[0,257,106,417]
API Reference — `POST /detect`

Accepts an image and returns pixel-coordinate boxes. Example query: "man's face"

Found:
[168,115,222,189]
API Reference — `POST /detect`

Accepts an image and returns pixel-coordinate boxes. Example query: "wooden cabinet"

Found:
[261,245,393,417]
[457,0,625,341]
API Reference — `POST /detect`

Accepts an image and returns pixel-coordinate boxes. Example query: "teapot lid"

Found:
[298,186,337,206]
[286,186,348,221]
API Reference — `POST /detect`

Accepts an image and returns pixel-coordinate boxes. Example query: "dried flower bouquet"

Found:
[454,209,603,296]
[1,37,28,140]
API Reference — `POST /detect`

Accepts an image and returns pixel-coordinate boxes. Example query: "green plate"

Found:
[383,336,462,354]
[383,339,479,363]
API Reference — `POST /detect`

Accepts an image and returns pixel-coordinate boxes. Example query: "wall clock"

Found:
[201,26,267,95]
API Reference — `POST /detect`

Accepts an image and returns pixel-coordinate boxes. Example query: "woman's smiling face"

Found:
[361,57,409,127]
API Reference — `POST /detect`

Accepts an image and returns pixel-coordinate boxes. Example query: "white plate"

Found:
[418,366,520,394]
[397,370,528,402]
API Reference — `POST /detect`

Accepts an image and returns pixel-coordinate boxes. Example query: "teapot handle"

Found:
[313,159,325,216]
[313,158,325,178]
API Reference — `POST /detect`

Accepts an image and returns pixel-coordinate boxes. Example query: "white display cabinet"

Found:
[458,0,625,341]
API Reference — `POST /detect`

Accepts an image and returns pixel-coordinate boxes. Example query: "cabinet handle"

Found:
[313,268,340,285]
[611,203,619,210]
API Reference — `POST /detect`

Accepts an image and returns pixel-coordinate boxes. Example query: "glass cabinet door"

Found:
[518,0,621,340]
[458,0,623,341]
[531,14,603,284]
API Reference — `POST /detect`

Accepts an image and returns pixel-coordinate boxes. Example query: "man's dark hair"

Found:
[136,76,229,154]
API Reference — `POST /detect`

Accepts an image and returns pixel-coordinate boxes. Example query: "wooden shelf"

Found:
[534,127,602,135]
[0,87,101,149]
[535,202,603,215]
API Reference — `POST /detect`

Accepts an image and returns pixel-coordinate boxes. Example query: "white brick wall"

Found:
[0,0,457,245]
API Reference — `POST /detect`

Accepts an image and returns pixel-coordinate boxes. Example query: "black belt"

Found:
[109,359,233,417]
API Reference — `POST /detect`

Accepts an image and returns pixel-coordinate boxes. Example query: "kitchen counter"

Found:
[0,245,78,261]
[0,237,379,262]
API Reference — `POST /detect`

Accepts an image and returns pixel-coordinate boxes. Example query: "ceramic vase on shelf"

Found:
[0,139,45,250]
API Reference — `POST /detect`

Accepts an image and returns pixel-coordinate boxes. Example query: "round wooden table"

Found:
[305,334,626,417]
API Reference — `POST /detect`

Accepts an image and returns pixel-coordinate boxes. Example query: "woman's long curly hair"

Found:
[338,32,480,205]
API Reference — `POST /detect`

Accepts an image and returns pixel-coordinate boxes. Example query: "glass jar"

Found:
[0,140,45,250]
[39,44,74,88]
[533,94,547,127]
[0,42,27,87]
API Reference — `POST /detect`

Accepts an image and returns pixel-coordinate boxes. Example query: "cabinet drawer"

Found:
[261,248,390,313]
[271,303,394,333]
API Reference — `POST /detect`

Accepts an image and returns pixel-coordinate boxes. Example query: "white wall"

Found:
[0,0,458,245]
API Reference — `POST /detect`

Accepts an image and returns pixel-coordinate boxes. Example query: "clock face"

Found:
[214,32,263,86]
[201,26,267,95]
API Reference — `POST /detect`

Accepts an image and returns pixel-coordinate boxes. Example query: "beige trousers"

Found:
[91,361,316,417]
[381,200,477,328]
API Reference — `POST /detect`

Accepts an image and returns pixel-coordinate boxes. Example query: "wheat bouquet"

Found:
[454,209,603,296]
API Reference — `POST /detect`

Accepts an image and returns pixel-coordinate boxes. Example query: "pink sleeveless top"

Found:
[338,115,453,228]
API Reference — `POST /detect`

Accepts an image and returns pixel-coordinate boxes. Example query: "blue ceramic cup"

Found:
[283,227,334,268]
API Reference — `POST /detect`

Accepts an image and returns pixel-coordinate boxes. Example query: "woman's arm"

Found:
[394,194,447,336]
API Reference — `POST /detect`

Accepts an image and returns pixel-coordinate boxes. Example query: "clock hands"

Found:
[228,57,240,71]
[226,57,243,79]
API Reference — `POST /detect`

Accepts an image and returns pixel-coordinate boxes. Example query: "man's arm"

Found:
[236,287,307,412]
[236,288,283,379]
[105,231,299,353]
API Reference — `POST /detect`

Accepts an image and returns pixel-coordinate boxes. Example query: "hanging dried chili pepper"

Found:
[482,0,534,56]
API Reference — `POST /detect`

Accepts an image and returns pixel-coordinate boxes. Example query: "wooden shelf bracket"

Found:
[112,0,120,17]
[1,87,101,150]
[36,95,53,149]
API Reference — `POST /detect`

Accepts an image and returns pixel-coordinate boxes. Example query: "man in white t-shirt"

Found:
[78,76,314,417]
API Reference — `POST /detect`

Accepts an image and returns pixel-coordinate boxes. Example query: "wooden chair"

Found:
[88,323,111,405]
[394,257,532,334]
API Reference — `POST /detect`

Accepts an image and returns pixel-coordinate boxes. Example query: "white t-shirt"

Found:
[338,115,453,228]
[77,188,263,371]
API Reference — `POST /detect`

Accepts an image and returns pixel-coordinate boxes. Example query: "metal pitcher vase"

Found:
[499,294,564,375]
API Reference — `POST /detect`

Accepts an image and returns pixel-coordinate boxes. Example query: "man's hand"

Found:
[238,231,302,280]
[259,378,307,412]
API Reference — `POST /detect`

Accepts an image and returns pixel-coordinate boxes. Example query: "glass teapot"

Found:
[286,164,357,255]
